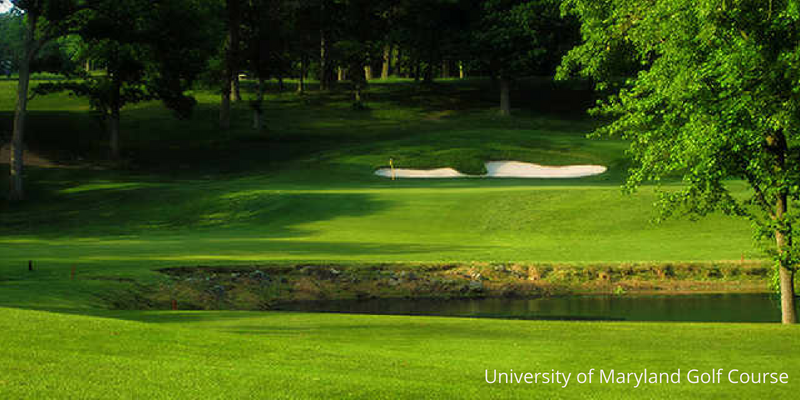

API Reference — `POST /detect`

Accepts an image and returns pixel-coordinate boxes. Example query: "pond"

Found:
[276,293,798,323]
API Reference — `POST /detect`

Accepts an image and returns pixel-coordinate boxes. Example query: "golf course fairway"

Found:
[1,78,797,398]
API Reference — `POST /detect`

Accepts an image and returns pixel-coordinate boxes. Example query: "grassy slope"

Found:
[2,307,798,399]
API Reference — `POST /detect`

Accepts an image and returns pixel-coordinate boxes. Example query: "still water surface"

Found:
[277,293,798,322]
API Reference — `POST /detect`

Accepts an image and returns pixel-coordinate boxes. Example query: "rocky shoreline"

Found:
[131,262,775,310]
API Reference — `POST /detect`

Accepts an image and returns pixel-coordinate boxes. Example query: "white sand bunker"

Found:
[484,161,606,178]
[375,167,465,178]
[375,161,606,179]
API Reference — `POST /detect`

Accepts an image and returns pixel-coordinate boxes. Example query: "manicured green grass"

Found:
[1,307,797,399]
[0,77,787,399]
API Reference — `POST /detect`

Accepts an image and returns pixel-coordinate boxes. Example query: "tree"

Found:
[318,0,335,91]
[386,0,477,84]
[5,0,91,201]
[0,10,82,77]
[36,1,151,159]
[0,10,25,75]
[391,0,447,84]
[32,0,217,159]
[559,0,800,323]
[241,0,293,132]
[219,0,242,129]
[289,0,320,95]
[471,0,576,116]
[334,0,387,108]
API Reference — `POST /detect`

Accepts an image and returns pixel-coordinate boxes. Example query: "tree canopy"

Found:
[31,0,218,157]
[559,0,800,323]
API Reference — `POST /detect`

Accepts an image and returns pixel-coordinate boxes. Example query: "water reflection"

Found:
[277,294,797,322]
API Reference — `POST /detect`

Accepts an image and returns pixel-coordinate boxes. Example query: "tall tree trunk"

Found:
[424,53,434,84]
[85,59,91,73]
[230,1,241,102]
[296,73,304,94]
[424,64,433,84]
[232,74,241,102]
[219,36,232,128]
[459,62,464,79]
[499,78,510,116]
[253,77,264,132]
[109,75,121,159]
[278,76,284,92]
[389,46,395,77]
[779,267,797,323]
[297,56,306,94]
[220,80,231,129]
[9,13,37,202]
[364,65,372,81]
[396,47,403,77]
[319,1,329,91]
[441,60,449,78]
[220,0,240,128]
[352,64,366,108]
[771,129,798,324]
[337,66,344,81]
[381,45,391,79]
[770,129,798,324]
[109,110,120,159]
[776,193,798,324]
[10,61,30,201]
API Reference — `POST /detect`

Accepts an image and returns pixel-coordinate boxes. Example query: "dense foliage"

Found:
[559,0,800,322]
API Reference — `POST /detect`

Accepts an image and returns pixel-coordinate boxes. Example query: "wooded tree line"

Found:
[2,0,799,323]
[1,0,578,198]
[0,0,577,177]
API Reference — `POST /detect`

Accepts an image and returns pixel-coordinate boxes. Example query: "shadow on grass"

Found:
[0,182,392,239]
